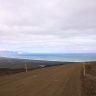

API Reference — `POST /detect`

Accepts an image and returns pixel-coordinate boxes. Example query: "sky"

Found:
[0,0,96,53]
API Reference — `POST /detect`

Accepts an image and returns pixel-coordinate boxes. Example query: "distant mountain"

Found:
[0,51,23,55]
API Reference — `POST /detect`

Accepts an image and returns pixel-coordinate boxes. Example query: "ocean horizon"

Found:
[0,53,96,62]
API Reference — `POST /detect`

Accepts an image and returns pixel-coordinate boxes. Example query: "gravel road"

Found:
[0,64,82,96]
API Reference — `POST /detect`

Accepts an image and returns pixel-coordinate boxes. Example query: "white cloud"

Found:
[0,0,96,53]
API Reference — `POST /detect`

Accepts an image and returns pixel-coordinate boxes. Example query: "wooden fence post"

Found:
[83,63,86,77]
[25,62,27,72]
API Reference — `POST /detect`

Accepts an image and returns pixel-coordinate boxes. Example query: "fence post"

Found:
[25,62,28,72]
[83,63,86,77]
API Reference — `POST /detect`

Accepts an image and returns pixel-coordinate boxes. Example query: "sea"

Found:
[0,53,96,62]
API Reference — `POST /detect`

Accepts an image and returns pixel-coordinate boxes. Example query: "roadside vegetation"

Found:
[85,62,96,76]
[82,62,96,96]
[0,68,25,76]
[0,61,64,76]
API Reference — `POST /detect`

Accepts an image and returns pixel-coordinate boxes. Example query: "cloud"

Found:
[0,0,96,53]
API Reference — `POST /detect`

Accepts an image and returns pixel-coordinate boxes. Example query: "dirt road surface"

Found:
[0,64,82,96]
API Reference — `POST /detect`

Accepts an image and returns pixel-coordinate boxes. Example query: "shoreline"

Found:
[0,56,79,64]
[0,57,78,70]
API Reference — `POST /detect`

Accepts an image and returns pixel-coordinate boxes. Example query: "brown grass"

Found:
[82,62,96,96]
[0,69,25,76]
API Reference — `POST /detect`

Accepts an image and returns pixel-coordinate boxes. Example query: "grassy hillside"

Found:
[0,57,76,69]
[0,57,76,76]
